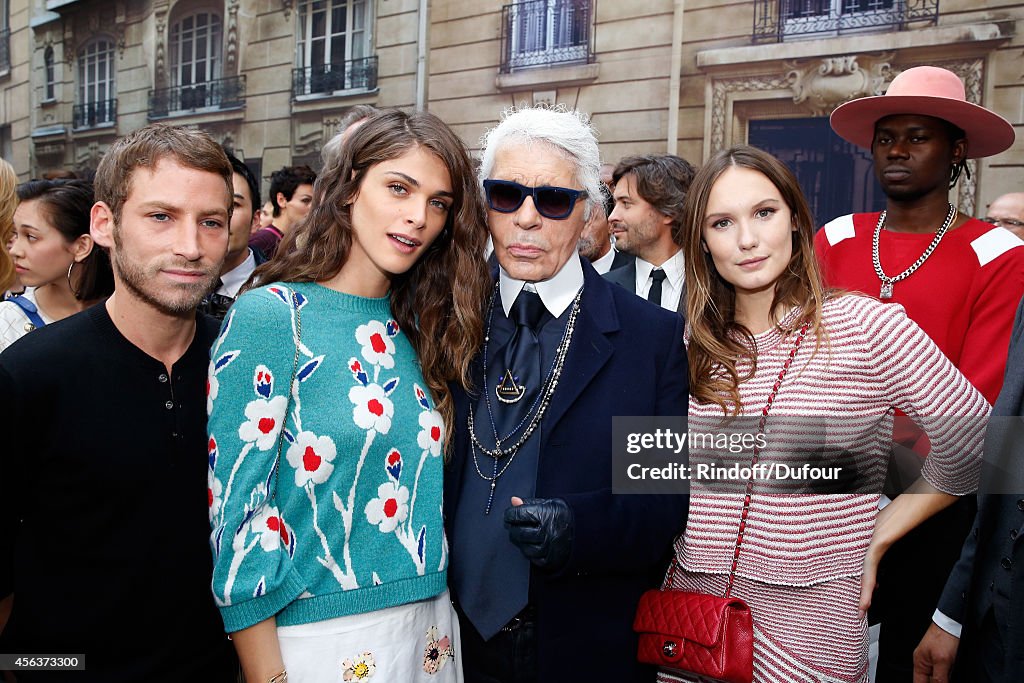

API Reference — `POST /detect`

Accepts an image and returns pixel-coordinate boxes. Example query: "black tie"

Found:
[647,268,667,306]
[494,290,547,438]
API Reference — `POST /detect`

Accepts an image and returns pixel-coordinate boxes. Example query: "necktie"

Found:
[451,290,547,641]
[647,268,667,306]
[494,290,547,439]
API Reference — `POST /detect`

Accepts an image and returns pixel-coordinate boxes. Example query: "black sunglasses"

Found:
[482,179,587,220]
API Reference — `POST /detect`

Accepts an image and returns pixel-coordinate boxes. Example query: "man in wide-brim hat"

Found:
[815,65,1024,682]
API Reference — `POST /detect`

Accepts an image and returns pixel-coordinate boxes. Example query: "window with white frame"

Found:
[169,11,222,110]
[77,39,116,126]
[296,0,373,95]
[507,0,590,71]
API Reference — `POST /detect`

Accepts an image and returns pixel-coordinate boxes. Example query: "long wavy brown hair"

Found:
[682,145,828,416]
[252,109,491,446]
[0,158,18,292]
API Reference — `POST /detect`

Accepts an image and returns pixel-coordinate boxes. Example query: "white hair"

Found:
[478,105,602,220]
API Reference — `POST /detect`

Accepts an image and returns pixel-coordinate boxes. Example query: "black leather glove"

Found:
[503,497,574,572]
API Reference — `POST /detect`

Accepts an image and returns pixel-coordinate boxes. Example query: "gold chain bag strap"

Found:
[269,291,303,501]
[633,322,810,683]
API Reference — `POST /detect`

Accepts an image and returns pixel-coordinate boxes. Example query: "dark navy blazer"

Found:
[939,294,1024,681]
[445,259,690,682]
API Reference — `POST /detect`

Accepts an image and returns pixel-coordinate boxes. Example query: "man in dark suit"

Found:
[605,155,695,312]
[446,106,689,683]
[914,295,1024,682]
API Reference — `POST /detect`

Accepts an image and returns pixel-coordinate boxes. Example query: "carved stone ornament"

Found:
[709,73,793,152]
[282,0,294,20]
[786,54,893,116]
[226,0,240,73]
[76,141,104,175]
[154,3,168,90]
[115,2,127,57]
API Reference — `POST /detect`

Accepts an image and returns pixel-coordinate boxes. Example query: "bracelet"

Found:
[268,671,288,683]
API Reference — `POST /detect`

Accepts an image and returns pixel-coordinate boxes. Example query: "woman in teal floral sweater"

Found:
[208,109,490,683]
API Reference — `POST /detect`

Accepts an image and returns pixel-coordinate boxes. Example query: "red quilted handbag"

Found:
[633,322,809,683]
[633,588,753,683]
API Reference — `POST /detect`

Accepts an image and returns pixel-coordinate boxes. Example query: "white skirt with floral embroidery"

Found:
[277,589,463,683]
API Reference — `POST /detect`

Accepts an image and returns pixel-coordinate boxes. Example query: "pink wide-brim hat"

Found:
[830,66,1015,159]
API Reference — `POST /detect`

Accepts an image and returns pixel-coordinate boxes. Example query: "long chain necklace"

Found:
[468,283,584,513]
[872,202,957,299]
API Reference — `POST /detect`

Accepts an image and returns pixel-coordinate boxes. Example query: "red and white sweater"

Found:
[682,294,989,586]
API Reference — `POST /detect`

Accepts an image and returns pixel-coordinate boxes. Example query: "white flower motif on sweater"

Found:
[208,474,223,522]
[364,481,410,533]
[417,409,444,457]
[349,383,394,434]
[356,320,397,369]
[238,394,288,451]
[286,431,337,487]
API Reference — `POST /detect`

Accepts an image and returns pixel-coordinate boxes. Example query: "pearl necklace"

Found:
[468,283,584,513]
[872,202,957,299]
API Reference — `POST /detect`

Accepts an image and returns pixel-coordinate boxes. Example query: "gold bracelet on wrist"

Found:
[267,671,288,683]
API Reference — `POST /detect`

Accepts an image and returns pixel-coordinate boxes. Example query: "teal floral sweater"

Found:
[207,282,447,632]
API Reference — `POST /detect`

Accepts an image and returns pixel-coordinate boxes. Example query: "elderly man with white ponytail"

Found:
[444,105,690,683]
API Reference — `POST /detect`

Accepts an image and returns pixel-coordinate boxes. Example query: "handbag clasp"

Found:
[662,640,679,658]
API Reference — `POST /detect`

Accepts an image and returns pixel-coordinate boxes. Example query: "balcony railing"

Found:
[0,28,9,74]
[500,0,593,73]
[753,0,939,43]
[292,56,378,98]
[148,75,246,118]
[73,99,117,129]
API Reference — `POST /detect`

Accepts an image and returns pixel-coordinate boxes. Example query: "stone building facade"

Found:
[0,0,1021,218]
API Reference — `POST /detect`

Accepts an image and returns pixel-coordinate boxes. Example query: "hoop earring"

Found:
[67,260,82,299]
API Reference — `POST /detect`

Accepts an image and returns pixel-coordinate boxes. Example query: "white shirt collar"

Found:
[589,247,617,275]
[634,248,685,290]
[218,249,257,298]
[499,252,585,319]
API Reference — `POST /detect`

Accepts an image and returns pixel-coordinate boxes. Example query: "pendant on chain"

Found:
[880,281,893,299]
[495,369,526,404]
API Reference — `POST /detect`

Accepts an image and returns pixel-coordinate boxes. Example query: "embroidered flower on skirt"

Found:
[342,651,377,681]
[422,626,454,674]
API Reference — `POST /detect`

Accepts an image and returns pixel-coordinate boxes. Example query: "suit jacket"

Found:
[603,256,687,317]
[604,256,638,293]
[610,248,633,272]
[938,294,1024,681]
[445,260,690,683]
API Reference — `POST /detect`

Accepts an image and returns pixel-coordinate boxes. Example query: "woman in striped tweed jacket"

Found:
[664,145,989,682]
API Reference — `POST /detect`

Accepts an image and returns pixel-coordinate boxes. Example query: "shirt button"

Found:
[158,373,168,383]
[1012,529,1019,541]
[165,400,174,410]
[1001,557,1013,570]
[1017,499,1024,512]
